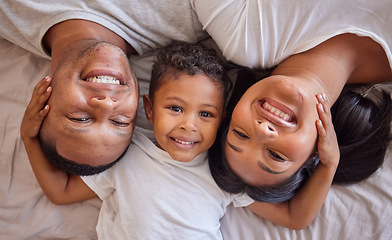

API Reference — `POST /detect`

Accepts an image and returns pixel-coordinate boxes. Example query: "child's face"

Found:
[144,72,224,162]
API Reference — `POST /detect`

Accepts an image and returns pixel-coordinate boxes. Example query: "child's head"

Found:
[143,41,232,162]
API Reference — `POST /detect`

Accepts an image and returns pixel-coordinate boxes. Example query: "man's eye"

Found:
[233,129,249,139]
[169,106,182,113]
[268,149,285,162]
[110,120,130,126]
[199,111,212,118]
[69,117,89,122]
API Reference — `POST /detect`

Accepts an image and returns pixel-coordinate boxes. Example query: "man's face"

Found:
[40,41,139,171]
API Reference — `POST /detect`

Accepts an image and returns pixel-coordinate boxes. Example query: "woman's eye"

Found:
[199,111,212,118]
[169,106,182,113]
[233,129,249,139]
[268,149,285,162]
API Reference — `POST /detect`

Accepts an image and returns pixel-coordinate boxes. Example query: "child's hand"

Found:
[315,93,340,169]
[20,76,52,141]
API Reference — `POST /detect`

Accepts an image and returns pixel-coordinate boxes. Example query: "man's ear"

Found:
[143,94,153,122]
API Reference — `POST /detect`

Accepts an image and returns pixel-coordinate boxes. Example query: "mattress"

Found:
[1,37,391,240]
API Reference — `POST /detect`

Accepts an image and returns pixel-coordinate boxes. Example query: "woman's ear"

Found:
[143,94,153,122]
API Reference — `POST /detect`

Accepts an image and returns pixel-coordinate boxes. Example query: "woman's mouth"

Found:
[260,99,296,124]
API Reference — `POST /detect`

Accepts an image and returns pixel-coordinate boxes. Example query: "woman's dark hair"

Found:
[209,67,392,202]
[149,40,232,104]
[331,85,392,184]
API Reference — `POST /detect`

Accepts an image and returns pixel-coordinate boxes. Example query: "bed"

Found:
[1,36,392,240]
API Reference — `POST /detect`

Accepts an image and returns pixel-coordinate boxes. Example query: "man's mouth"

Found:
[85,75,120,85]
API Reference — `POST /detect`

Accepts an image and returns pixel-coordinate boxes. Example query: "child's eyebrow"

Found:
[202,103,220,110]
[165,96,221,110]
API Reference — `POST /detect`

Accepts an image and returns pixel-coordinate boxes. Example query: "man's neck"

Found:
[43,19,135,70]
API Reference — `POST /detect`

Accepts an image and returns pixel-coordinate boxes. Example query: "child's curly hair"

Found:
[149,41,232,105]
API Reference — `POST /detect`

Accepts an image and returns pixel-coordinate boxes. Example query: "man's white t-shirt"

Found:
[82,128,253,240]
[0,0,207,58]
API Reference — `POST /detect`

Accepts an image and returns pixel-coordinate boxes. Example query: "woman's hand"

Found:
[315,93,340,169]
[20,76,51,142]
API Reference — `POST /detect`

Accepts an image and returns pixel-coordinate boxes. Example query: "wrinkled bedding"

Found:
[1,37,391,240]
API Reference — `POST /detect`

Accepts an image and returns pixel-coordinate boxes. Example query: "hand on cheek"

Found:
[21,76,52,141]
[315,93,340,169]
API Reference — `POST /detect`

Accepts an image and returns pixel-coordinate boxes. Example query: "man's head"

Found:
[39,40,139,175]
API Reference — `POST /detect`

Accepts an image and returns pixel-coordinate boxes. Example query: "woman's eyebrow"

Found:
[257,161,286,175]
[226,140,243,152]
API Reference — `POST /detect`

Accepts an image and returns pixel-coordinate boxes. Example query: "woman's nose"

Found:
[255,120,277,138]
[89,96,119,111]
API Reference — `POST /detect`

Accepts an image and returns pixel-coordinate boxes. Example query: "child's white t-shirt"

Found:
[82,128,253,240]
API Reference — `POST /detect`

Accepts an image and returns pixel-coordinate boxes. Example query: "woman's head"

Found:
[209,67,392,202]
[224,73,323,187]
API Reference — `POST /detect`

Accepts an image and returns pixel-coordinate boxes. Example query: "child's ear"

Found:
[143,94,153,122]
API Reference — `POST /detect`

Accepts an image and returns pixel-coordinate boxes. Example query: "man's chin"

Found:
[50,157,120,176]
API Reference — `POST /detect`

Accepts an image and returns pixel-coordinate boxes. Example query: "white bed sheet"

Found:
[1,37,391,240]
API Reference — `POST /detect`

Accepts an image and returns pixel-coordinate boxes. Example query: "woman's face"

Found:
[225,75,322,186]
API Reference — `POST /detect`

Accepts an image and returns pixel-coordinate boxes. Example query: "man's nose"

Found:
[89,96,119,111]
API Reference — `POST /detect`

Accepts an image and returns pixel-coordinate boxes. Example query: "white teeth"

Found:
[173,138,194,145]
[263,101,292,122]
[86,76,120,85]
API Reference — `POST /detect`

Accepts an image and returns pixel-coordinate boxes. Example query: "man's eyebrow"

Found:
[257,161,286,175]
[226,140,243,152]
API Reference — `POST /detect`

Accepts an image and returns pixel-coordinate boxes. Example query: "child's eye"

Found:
[233,129,249,139]
[268,149,285,162]
[169,106,182,113]
[199,111,212,118]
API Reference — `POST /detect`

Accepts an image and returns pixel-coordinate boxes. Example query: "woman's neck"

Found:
[272,33,391,104]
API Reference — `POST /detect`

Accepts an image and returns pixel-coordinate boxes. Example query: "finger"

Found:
[29,77,52,113]
[316,93,331,115]
[32,76,52,99]
[316,119,327,140]
[38,85,52,105]
[36,104,50,121]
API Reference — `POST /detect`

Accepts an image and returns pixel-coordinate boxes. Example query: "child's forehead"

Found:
[155,73,225,101]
